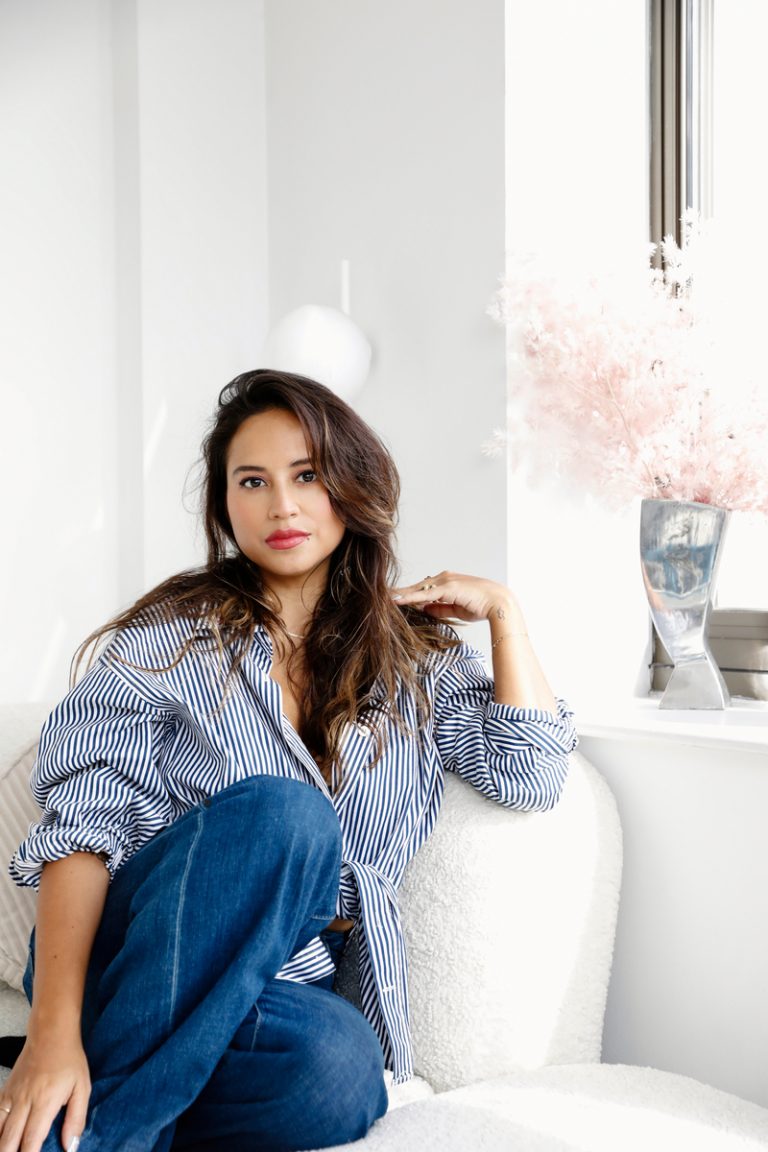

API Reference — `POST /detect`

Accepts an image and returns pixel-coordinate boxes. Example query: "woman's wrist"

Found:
[26,1005,83,1045]
[486,592,526,632]
[487,591,531,654]
[491,630,529,650]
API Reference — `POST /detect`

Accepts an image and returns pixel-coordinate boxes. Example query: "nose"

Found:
[268,480,299,519]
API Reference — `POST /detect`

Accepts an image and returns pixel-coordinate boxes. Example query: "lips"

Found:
[265,530,310,550]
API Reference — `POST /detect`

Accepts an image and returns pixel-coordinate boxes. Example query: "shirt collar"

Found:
[250,624,273,670]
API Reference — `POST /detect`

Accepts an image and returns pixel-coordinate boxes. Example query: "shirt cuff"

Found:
[485,697,578,757]
[9,824,131,889]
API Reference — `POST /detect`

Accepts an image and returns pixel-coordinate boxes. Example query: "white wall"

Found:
[0,0,269,702]
[3,0,505,699]
[582,729,768,1109]
[0,0,118,702]
[504,0,650,708]
[137,0,269,592]
[264,0,507,656]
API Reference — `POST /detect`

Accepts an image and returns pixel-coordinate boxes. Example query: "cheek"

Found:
[319,493,345,537]
[225,488,249,537]
[224,489,236,528]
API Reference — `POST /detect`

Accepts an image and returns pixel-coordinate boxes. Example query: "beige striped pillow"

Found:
[0,744,39,991]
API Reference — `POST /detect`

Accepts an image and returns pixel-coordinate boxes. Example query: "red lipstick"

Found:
[265,530,309,550]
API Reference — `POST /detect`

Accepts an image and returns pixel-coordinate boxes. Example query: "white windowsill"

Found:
[577,694,768,754]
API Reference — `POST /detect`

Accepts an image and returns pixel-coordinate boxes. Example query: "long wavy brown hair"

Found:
[76,369,458,787]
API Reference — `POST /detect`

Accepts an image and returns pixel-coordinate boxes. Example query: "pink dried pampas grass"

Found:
[488,218,768,515]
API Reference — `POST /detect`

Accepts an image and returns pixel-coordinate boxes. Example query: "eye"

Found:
[239,476,265,489]
[297,469,317,483]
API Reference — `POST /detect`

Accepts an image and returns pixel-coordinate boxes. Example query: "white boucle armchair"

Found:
[1,705,767,1151]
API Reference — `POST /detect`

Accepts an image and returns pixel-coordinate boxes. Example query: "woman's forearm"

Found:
[0,856,109,1152]
[391,572,560,713]
[487,598,558,713]
[27,853,110,1040]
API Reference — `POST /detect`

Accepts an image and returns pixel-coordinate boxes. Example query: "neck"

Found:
[263,578,325,639]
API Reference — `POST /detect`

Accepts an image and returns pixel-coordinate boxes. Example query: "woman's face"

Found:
[225,407,346,596]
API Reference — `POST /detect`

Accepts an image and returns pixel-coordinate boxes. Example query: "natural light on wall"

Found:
[503,0,649,708]
[502,0,768,709]
[709,0,768,608]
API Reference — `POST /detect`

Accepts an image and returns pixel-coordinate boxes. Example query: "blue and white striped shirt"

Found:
[10,614,577,1083]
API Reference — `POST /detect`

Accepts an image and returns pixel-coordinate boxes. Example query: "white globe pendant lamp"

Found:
[261,260,372,402]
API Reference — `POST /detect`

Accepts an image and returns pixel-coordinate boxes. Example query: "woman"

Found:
[1,370,577,1152]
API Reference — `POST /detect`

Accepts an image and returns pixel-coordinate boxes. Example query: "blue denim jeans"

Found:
[29,775,388,1152]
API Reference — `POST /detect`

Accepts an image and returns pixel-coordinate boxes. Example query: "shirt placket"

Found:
[247,630,333,799]
[345,859,413,1083]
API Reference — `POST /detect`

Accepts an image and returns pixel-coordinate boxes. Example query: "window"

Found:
[650,0,768,610]
[649,0,713,251]
[649,0,768,695]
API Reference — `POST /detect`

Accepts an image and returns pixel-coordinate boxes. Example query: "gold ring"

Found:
[423,583,435,591]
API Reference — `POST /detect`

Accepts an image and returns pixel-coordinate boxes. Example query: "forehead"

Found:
[226,408,309,466]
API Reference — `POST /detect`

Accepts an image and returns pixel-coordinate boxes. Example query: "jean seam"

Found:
[168,808,205,1030]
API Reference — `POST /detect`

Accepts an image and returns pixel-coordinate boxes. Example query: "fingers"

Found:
[0,1099,32,1152]
[0,1096,23,1152]
[0,1095,81,1152]
[391,571,450,603]
[391,572,485,622]
[61,1084,89,1152]
[0,1073,88,1152]
[391,582,447,615]
[0,1097,55,1152]
[0,1104,10,1150]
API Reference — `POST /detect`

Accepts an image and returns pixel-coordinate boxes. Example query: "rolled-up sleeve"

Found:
[432,644,578,811]
[9,654,175,888]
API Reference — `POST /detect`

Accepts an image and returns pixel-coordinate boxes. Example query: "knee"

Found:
[116,776,342,933]
[203,776,341,868]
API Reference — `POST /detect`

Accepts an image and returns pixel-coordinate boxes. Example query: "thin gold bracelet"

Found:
[491,631,528,650]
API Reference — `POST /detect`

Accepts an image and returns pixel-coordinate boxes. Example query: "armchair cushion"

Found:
[321,1064,768,1151]
[0,742,39,990]
[402,754,622,1090]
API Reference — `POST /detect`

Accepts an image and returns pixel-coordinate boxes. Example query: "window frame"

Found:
[647,0,768,693]
[649,0,714,252]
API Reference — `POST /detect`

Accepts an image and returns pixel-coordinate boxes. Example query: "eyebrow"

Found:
[232,458,312,475]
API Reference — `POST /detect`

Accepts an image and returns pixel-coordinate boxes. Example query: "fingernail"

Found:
[392,594,403,601]
[68,1138,81,1152]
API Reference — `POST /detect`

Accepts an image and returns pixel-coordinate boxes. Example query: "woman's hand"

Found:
[391,571,523,627]
[0,852,110,1152]
[393,570,557,712]
[0,1030,89,1152]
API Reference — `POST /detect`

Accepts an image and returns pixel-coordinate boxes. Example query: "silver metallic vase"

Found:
[640,499,730,710]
